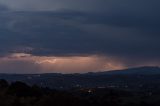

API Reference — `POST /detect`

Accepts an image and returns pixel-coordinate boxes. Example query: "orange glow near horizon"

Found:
[0,53,125,73]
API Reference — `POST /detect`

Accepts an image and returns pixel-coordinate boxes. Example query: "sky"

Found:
[0,0,159,73]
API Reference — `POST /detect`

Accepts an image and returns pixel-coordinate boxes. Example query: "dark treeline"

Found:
[0,79,160,106]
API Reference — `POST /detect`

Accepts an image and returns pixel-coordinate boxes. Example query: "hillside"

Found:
[0,66,160,89]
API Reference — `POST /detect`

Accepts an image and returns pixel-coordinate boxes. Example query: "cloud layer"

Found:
[0,0,160,13]
[0,1,159,73]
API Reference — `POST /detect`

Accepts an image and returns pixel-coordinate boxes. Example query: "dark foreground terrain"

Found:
[0,79,160,106]
[0,67,160,106]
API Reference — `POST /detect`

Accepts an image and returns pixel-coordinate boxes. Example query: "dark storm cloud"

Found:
[0,0,159,67]
[0,5,8,11]
[0,0,160,13]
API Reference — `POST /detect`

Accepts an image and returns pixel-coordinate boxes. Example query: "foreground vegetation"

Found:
[0,79,160,106]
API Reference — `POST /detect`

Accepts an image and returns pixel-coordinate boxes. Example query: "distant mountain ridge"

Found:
[0,66,159,75]
[92,66,160,75]
[0,66,160,89]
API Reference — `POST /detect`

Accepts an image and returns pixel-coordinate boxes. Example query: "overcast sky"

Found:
[0,0,159,73]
